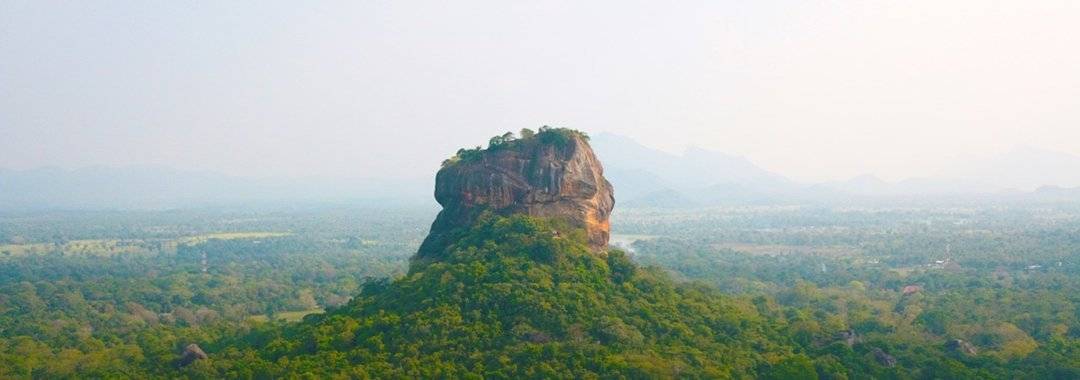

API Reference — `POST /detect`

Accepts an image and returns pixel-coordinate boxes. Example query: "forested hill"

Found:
[201,214,803,378]
[181,129,816,377]
[3,130,1077,378]
[163,130,1080,378]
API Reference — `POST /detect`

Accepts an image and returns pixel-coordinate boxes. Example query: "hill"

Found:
[4,129,1077,379]
[167,128,815,378]
[195,214,797,378]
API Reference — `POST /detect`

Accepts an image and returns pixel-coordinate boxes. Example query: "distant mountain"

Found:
[619,189,699,208]
[817,147,1080,199]
[937,146,1080,191]
[591,133,793,206]
[8,136,1080,210]
[594,134,1080,206]
[1029,185,1080,202]
[819,174,992,197]
[0,166,431,211]
[819,174,892,196]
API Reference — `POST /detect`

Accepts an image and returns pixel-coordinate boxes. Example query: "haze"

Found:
[3,1,1079,183]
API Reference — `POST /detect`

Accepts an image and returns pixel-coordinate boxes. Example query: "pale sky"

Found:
[2,1,1079,182]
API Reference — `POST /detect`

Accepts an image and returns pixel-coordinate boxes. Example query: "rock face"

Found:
[901,285,923,296]
[177,343,208,367]
[947,339,978,356]
[417,129,615,260]
[837,329,860,347]
[872,347,897,367]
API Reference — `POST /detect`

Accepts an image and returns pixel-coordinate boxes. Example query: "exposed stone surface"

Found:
[872,347,897,367]
[523,331,552,343]
[178,343,208,367]
[947,339,978,356]
[901,285,923,296]
[417,129,615,260]
[837,329,860,347]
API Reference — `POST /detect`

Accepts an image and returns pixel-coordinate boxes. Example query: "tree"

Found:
[488,131,516,148]
[767,354,819,380]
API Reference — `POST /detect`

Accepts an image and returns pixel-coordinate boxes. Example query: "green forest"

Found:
[1,205,1079,378]
[6,0,1080,378]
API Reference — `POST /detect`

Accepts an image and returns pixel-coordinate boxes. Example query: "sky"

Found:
[2,1,1079,182]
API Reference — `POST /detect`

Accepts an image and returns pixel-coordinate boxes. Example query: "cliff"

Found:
[416,128,615,260]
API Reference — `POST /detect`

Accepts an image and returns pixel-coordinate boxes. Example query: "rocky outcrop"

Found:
[872,347,897,367]
[837,329,861,347]
[947,339,978,356]
[901,285,923,296]
[177,343,208,367]
[417,128,615,260]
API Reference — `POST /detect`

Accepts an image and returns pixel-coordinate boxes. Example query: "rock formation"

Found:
[416,128,615,260]
[836,329,860,347]
[947,339,978,356]
[872,347,897,367]
[177,343,208,367]
[901,285,923,296]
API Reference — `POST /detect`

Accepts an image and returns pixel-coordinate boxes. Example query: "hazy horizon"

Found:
[4,1,1079,183]
[5,132,1080,186]
[5,4,1080,377]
